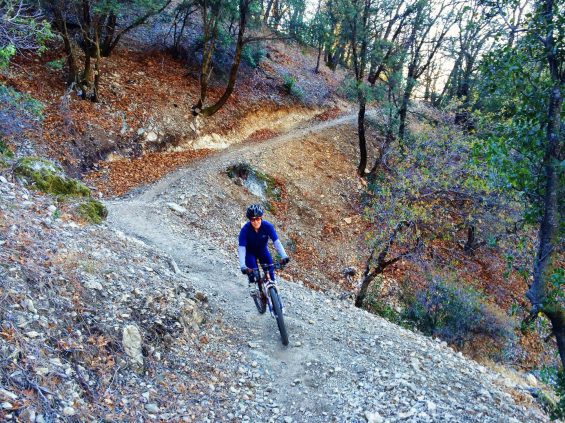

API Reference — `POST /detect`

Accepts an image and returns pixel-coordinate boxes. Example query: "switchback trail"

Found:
[106,112,546,422]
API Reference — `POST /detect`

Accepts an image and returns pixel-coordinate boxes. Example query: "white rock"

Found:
[23,299,37,314]
[25,331,40,338]
[1,402,13,410]
[47,205,57,213]
[146,403,160,413]
[84,279,103,290]
[122,325,143,367]
[0,389,17,400]
[63,407,75,416]
[365,411,383,423]
[526,374,538,387]
[0,176,7,184]
[167,203,187,214]
[146,132,158,142]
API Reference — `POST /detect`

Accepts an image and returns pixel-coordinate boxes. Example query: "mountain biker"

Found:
[238,204,290,296]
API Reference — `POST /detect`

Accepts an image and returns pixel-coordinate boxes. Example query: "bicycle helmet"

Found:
[246,204,264,219]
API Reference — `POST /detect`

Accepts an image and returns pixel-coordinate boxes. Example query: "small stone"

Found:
[25,331,40,338]
[365,411,383,423]
[145,403,160,413]
[479,388,491,398]
[84,279,103,290]
[0,176,7,184]
[19,407,36,422]
[146,132,158,141]
[426,401,436,412]
[0,389,17,400]
[23,299,37,314]
[167,203,187,214]
[1,402,13,410]
[343,217,352,224]
[526,374,538,387]
[194,291,208,302]
[63,406,75,416]
[284,417,292,423]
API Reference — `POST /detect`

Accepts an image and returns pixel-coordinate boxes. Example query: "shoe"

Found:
[248,283,257,297]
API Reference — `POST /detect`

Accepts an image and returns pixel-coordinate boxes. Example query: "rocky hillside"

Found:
[0,113,551,421]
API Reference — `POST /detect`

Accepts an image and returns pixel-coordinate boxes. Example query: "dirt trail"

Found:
[105,112,546,422]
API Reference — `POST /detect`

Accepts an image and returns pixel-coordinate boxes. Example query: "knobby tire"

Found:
[253,288,267,314]
[269,287,288,346]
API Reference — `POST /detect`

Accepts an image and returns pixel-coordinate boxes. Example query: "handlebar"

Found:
[254,261,286,271]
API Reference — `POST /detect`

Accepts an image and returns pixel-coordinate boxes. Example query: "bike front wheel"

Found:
[269,287,289,346]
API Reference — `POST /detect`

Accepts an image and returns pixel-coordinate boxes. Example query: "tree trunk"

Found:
[315,44,322,73]
[526,0,564,369]
[92,31,101,102]
[547,311,565,367]
[398,75,415,141]
[198,0,250,117]
[55,13,80,86]
[463,225,476,252]
[355,221,415,307]
[100,12,116,57]
[357,95,367,176]
[355,265,382,307]
[368,128,394,177]
[194,6,220,114]
[263,0,274,24]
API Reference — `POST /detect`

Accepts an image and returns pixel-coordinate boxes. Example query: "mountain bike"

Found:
[250,262,289,346]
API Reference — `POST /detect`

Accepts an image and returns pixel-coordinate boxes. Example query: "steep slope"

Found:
[104,114,547,421]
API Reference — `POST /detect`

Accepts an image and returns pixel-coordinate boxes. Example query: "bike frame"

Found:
[253,263,282,317]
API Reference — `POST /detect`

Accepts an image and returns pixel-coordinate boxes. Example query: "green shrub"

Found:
[282,74,296,94]
[282,74,304,101]
[46,58,65,70]
[551,370,565,419]
[0,45,16,69]
[403,277,515,347]
[538,366,565,419]
[241,44,265,68]
[77,199,108,224]
[14,157,90,197]
[0,139,14,158]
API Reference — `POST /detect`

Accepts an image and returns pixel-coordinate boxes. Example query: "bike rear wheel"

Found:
[253,289,267,314]
[269,287,288,346]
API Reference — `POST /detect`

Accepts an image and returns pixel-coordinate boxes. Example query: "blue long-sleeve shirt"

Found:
[238,220,287,268]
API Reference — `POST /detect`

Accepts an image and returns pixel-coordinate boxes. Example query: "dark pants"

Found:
[245,247,275,282]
